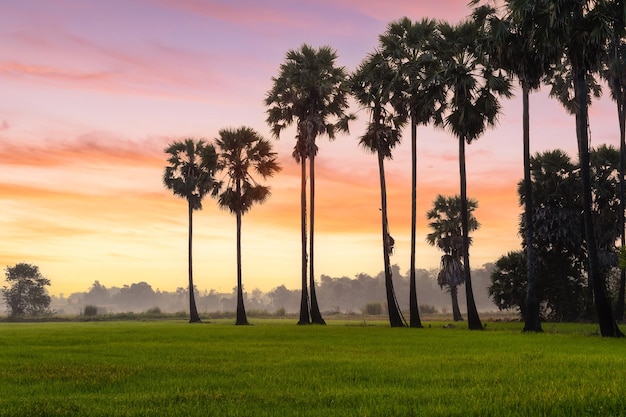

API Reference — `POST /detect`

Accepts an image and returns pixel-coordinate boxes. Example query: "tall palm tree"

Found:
[601,8,625,320]
[542,56,602,319]
[438,19,512,330]
[215,127,281,326]
[163,139,219,323]
[350,51,407,327]
[471,2,547,332]
[507,0,623,337]
[266,44,352,325]
[379,17,446,328]
[426,195,480,321]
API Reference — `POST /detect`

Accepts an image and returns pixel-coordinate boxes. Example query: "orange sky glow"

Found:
[0,1,621,297]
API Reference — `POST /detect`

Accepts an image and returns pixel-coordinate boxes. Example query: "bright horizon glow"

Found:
[0,1,621,297]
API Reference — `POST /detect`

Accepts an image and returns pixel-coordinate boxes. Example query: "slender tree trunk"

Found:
[378,150,405,327]
[409,114,423,328]
[235,179,249,325]
[187,200,201,323]
[459,137,482,330]
[450,284,463,322]
[522,85,543,333]
[298,157,311,325]
[574,65,623,337]
[617,86,626,321]
[309,148,325,324]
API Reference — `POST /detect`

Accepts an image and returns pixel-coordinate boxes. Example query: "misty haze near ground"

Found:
[48,265,499,317]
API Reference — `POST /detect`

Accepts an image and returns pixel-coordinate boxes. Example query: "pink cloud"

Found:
[325,0,473,23]
[2,27,242,103]
[0,132,166,168]
[0,61,113,83]
[148,0,299,27]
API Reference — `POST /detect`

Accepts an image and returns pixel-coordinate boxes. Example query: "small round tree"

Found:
[2,263,52,317]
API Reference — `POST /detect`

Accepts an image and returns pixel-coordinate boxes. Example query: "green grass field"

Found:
[0,319,624,416]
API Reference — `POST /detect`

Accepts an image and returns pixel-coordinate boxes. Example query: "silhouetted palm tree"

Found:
[471,2,547,332]
[507,0,623,337]
[350,51,407,327]
[215,127,281,325]
[601,9,625,320]
[266,44,352,325]
[379,17,445,328]
[163,139,219,323]
[426,195,479,321]
[439,18,512,330]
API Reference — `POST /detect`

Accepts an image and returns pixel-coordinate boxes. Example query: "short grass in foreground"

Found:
[0,319,624,416]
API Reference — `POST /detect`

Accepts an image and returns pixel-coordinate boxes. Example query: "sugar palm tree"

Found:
[215,127,281,325]
[471,2,547,332]
[601,9,625,320]
[379,17,446,328]
[426,195,479,321]
[438,18,512,330]
[163,139,219,323]
[542,47,604,320]
[266,44,352,325]
[507,0,623,337]
[350,51,407,327]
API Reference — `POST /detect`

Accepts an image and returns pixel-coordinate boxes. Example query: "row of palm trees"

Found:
[264,0,624,336]
[163,129,280,325]
[165,1,624,336]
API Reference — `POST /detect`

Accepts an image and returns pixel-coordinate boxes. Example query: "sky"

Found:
[0,0,621,297]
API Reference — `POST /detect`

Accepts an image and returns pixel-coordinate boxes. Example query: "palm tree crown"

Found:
[163,139,219,210]
[350,51,405,157]
[265,44,352,155]
[426,195,479,258]
[216,127,280,215]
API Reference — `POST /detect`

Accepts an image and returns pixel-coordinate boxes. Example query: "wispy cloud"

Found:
[326,0,474,23]
[0,61,113,83]
[2,28,246,103]
[0,132,165,168]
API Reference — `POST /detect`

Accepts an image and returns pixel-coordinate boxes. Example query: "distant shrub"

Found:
[83,305,99,317]
[363,302,383,315]
[274,307,286,317]
[419,304,438,314]
[145,307,162,315]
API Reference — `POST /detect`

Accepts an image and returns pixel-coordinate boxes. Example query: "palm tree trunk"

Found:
[235,182,248,325]
[298,157,311,325]
[309,150,325,324]
[522,84,543,333]
[409,114,423,328]
[378,150,405,327]
[574,65,623,337]
[616,87,626,321]
[450,284,463,322]
[187,200,201,323]
[459,137,482,330]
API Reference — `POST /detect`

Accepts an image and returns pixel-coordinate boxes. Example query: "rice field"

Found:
[0,319,624,416]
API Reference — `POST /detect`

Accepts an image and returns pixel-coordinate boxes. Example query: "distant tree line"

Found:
[48,266,496,318]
